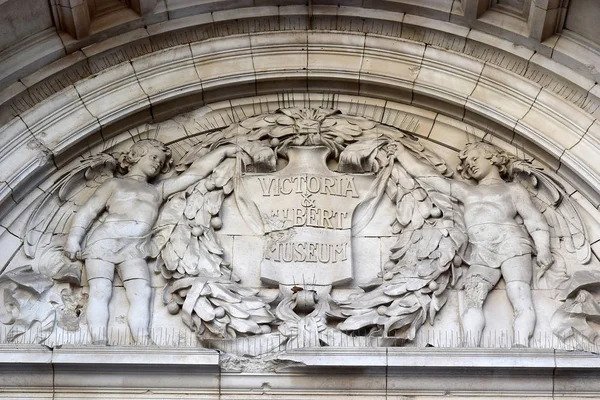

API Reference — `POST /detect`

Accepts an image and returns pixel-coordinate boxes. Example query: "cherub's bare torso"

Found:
[457,181,533,269]
[100,177,163,234]
[81,178,163,263]
[461,181,522,234]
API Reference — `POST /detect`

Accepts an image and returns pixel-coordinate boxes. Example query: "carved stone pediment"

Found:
[2,105,600,356]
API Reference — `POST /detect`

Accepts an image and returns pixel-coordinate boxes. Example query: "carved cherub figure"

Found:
[392,141,554,347]
[64,140,237,344]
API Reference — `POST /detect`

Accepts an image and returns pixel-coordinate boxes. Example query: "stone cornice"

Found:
[1,345,599,398]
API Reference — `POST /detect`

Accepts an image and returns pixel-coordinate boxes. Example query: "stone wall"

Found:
[1,1,600,398]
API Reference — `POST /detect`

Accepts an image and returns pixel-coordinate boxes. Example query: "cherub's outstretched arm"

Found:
[392,143,468,201]
[160,145,237,199]
[64,180,115,260]
[511,184,554,269]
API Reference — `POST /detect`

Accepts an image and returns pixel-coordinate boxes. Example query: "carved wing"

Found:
[334,137,467,340]
[510,159,591,262]
[24,152,118,280]
[1,153,116,343]
[152,143,275,338]
[509,159,592,290]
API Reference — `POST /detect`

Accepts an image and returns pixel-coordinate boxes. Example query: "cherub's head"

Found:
[457,142,509,181]
[118,139,173,177]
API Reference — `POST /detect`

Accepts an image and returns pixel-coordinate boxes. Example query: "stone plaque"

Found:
[242,146,373,287]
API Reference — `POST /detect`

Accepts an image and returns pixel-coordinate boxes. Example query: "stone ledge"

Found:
[51,345,220,365]
[0,344,599,398]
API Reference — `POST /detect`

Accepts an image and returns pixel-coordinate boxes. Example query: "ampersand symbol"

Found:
[301,193,315,208]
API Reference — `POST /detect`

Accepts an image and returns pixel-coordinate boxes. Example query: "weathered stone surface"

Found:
[0,104,596,356]
[0,1,600,392]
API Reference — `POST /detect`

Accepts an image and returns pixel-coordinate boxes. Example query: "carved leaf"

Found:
[353,160,394,233]
[228,317,261,334]
[240,115,273,129]
[184,188,205,219]
[152,192,187,256]
[170,223,191,259]
[206,190,225,216]
[192,242,220,278]
[162,242,180,272]
[233,159,265,235]
[338,139,382,173]
[181,281,206,329]
[269,125,295,138]
[396,195,415,226]
[212,158,236,188]
[193,296,216,322]
[180,238,200,276]
[210,298,250,319]
[429,292,448,324]
[208,283,242,303]
[195,207,211,229]
[383,282,408,296]
[337,310,383,331]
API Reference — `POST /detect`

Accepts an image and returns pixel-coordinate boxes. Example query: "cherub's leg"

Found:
[119,259,153,344]
[85,259,115,345]
[461,266,499,347]
[502,255,535,347]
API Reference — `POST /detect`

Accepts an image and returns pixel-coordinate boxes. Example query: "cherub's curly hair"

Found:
[118,139,173,175]
[457,142,510,180]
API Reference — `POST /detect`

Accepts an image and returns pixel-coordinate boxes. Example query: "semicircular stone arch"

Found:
[1,24,599,299]
[1,27,598,223]
[4,2,600,397]
[2,51,600,395]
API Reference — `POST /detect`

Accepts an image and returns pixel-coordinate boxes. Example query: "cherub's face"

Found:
[135,147,167,179]
[463,147,495,181]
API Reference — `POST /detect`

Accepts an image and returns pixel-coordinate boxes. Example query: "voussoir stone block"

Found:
[250,31,308,79]
[361,35,425,92]
[380,100,437,137]
[517,88,595,159]
[20,86,100,158]
[74,62,150,128]
[132,44,202,105]
[468,63,542,130]
[191,35,255,90]
[562,121,600,199]
[415,45,484,107]
[0,117,56,203]
[307,31,365,80]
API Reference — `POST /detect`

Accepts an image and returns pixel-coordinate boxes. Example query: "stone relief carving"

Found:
[1,107,599,353]
[336,141,571,347]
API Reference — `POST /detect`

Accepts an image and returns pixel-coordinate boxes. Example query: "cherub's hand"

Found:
[219,144,240,158]
[536,250,554,271]
[383,141,406,158]
[64,241,81,261]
